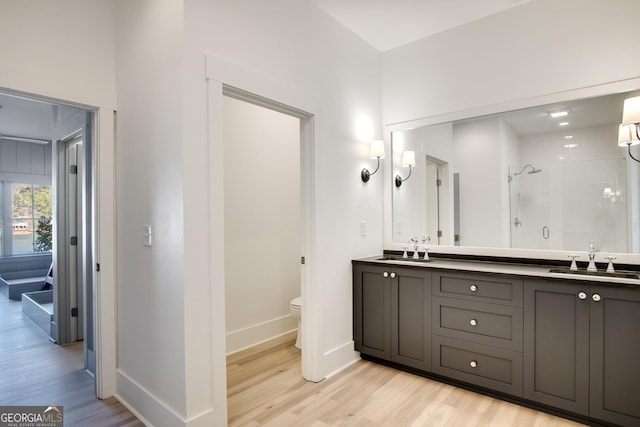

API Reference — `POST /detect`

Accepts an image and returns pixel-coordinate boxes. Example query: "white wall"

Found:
[381,0,640,260]
[182,0,383,424]
[223,96,300,353]
[0,0,117,397]
[110,0,384,425]
[500,119,520,247]
[114,1,189,426]
[382,0,640,126]
[453,118,505,247]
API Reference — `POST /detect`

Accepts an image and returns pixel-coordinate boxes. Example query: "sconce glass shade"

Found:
[622,96,640,125]
[396,151,416,187]
[361,140,385,183]
[618,124,640,147]
[370,140,385,158]
[402,150,416,167]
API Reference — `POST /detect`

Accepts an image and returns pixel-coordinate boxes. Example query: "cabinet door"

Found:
[353,264,391,360]
[391,268,431,371]
[523,280,589,415]
[590,285,640,426]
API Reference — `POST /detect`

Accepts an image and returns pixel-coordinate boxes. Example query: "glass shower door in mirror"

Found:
[509,165,550,249]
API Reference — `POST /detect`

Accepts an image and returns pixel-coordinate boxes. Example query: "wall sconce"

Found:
[361,140,385,182]
[395,151,415,187]
[620,96,640,162]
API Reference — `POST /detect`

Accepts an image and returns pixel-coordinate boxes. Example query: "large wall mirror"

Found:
[390,88,640,255]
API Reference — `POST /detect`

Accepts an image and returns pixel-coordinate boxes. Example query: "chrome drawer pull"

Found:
[390,272,396,278]
[470,319,477,326]
[578,291,587,300]
[470,360,478,368]
[592,293,601,302]
[383,272,389,278]
[470,284,478,292]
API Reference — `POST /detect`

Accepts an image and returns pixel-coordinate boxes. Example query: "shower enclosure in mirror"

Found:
[508,165,550,250]
[391,89,640,254]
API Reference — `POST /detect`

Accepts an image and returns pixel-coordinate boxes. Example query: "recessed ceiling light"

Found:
[559,122,569,126]
[564,135,573,139]
[564,143,578,148]
[550,111,569,118]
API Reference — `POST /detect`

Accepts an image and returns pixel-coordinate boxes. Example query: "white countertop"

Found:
[354,255,640,287]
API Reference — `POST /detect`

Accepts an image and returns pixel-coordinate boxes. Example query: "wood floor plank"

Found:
[0,284,143,427]
[227,334,587,427]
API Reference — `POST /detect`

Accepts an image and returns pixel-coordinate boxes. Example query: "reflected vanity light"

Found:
[395,150,415,187]
[549,110,568,118]
[620,96,640,162]
[361,139,385,182]
[603,187,622,202]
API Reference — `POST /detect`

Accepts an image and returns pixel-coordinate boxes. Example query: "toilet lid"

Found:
[291,297,302,307]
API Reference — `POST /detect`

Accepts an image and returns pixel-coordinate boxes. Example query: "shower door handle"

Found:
[542,226,549,239]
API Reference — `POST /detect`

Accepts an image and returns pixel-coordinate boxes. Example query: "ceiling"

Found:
[468,91,640,137]
[310,0,533,52]
[0,93,54,142]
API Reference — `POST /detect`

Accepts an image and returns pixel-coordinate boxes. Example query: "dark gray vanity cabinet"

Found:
[353,264,431,371]
[523,280,589,415]
[354,260,640,426]
[524,279,640,426]
[589,284,640,426]
[431,271,524,396]
[353,264,391,360]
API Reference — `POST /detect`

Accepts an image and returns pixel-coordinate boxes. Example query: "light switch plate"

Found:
[143,225,153,247]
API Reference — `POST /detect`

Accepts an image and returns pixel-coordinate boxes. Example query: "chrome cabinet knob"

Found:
[390,272,397,278]
[470,284,478,292]
[469,360,478,368]
[470,319,478,326]
[592,293,602,302]
[383,272,389,278]
[578,292,587,300]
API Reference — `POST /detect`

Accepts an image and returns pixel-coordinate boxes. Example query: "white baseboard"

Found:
[226,313,297,355]
[116,369,182,427]
[116,369,222,427]
[321,340,360,379]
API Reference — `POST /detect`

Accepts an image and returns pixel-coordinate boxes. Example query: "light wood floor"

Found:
[227,332,587,427]
[0,283,143,427]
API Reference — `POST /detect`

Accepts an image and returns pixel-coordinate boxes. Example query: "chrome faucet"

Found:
[568,254,579,271]
[587,240,597,272]
[410,237,420,259]
[605,256,616,273]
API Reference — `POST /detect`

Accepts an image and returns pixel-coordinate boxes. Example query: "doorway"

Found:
[0,90,97,384]
[221,86,312,422]
[222,95,301,354]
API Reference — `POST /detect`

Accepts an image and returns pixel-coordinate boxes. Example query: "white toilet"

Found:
[290,297,302,349]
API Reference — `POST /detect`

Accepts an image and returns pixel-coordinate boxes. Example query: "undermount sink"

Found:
[548,268,639,280]
[377,255,431,263]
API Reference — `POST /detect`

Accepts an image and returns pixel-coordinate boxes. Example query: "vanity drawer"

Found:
[433,271,523,306]
[432,335,523,397]
[433,297,523,351]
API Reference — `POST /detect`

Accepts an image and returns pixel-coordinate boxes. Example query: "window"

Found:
[1,182,52,255]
